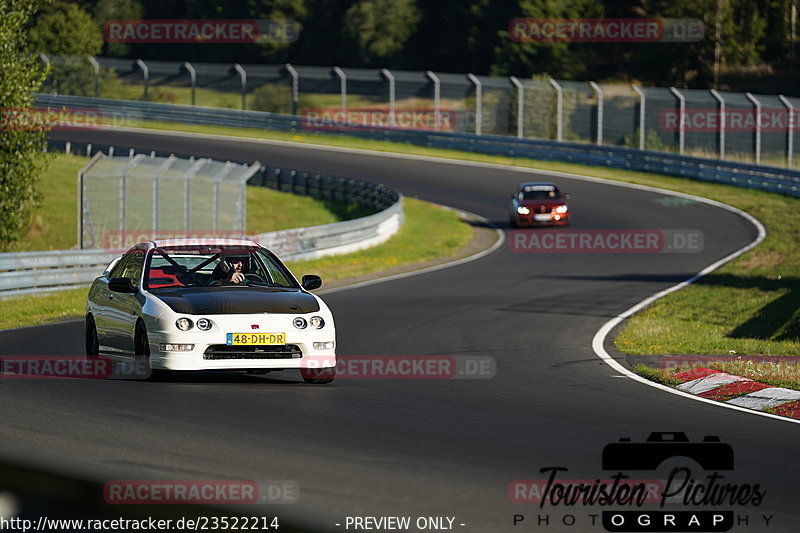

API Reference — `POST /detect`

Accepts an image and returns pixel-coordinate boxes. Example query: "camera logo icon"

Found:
[602,432,734,471]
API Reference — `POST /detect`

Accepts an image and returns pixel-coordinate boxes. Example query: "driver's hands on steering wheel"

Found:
[230,272,246,284]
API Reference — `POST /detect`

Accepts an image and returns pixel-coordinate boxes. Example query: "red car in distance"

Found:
[508,182,571,227]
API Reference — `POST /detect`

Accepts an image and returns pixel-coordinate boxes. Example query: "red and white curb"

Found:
[675,368,800,419]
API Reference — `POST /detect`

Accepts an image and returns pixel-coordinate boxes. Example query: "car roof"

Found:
[149,237,259,248]
[518,182,558,189]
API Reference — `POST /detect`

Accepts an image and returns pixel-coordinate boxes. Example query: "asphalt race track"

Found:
[1,128,798,532]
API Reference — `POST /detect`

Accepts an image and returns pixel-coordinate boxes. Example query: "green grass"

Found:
[631,364,682,386]
[0,287,89,330]
[0,198,471,330]
[109,119,800,359]
[286,198,471,282]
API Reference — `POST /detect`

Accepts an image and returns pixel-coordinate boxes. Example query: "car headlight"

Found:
[293,317,307,329]
[517,206,531,215]
[310,316,325,329]
[554,205,568,214]
[196,318,212,331]
[176,318,193,331]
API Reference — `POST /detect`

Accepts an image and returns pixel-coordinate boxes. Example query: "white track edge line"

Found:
[107,125,797,424]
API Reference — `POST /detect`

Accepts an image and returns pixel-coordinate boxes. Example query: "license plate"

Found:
[226,332,286,346]
[534,214,553,221]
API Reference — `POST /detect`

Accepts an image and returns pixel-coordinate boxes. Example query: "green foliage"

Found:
[0,0,50,251]
[491,0,605,79]
[29,1,103,96]
[249,84,292,113]
[29,1,103,56]
[622,128,673,152]
[93,0,144,57]
[343,0,420,63]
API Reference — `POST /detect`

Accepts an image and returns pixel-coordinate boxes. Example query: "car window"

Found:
[257,251,293,287]
[521,189,560,200]
[120,249,145,288]
[144,246,298,289]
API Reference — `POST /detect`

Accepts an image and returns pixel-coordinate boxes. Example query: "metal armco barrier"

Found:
[36,93,800,198]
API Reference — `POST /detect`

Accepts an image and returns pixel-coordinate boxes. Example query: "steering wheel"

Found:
[245,273,267,283]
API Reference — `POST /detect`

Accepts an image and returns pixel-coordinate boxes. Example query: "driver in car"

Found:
[211,255,248,285]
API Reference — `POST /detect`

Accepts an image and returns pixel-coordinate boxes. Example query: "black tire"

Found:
[85,316,99,358]
[300,367,335,384]
[134,323,165,380]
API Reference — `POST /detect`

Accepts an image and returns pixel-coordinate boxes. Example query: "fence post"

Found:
[381,68,396,126]
[285,63,299,116]
[232,64,247,110]
[710,89,726,160]
[333,66,347,116]
[779,95,794,169]
[426,71,441,131]
[589,81,603,145]
[631,84,646,150]
[745,92,761,165]
[509,76,524,138]
[669,87,685,154]
[135,59,149,101]
[183,62,196,106]
[87,56,100,97]
[467,73,482,135]
[548,78,563,142]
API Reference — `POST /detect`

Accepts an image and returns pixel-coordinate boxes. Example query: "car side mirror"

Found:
[564,193,571,200]
[108,277,138,293]
[301,275,323,291]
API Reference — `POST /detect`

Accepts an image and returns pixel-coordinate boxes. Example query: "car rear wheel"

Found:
[301,367,335,384]
[85,316,99,358]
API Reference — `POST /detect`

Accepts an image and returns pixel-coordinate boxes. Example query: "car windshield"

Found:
[520,187,560,200]
[144,245,297,290]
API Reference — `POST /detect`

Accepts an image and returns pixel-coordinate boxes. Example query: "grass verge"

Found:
[0,197,472,330]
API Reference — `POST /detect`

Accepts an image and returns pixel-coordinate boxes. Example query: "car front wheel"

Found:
[134,323,164,380]
[301,367,336,384]
[85,316,99,358]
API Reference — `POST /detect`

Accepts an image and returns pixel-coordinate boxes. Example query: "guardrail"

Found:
[36,93,800,198]
[1,144,402,298]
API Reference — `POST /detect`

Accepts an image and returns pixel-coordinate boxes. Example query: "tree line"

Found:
[26,0,800,92]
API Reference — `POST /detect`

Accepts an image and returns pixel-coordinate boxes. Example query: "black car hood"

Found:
[151,286,320,315]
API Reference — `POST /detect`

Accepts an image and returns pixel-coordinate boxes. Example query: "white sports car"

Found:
[85,238,336,383]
